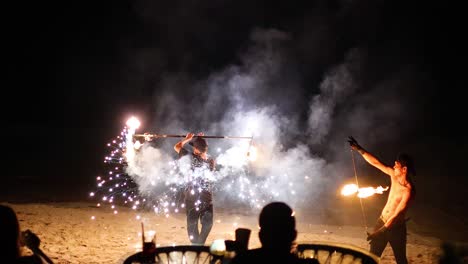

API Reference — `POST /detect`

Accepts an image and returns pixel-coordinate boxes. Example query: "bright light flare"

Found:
[210,239,226,256]
[133,140,142,150]
[216,146,251,168]
[341,184,389,198]
[341,184,359,196]
[146,230,156,240]
[126,117,141,130]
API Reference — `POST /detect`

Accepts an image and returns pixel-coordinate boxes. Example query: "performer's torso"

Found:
[381,175,413,222]
[179,148,215,204]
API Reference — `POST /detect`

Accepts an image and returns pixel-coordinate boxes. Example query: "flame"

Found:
[133,140,142,150]
[341,184,389,198]
[124,120,138,163]
[341,184,359,196]
[126,117,140,130]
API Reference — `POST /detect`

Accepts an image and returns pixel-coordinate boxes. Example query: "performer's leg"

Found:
[185,202,200,244]
[198,204,213,245]
[388,222,408,264]
[369,218,388,257]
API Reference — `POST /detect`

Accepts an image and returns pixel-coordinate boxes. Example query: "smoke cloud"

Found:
[124,21,430,218]
[124,28,330,213]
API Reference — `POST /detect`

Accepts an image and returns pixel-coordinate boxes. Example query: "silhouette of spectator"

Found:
[0,204,52,264]
[230,201,318,264]
[439,242,467,264]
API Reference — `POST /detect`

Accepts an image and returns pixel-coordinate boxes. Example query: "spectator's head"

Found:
[0,204,21,260]
[258,202,297,250]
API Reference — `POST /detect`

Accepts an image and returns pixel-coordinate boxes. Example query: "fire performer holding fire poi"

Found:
[348,136,416,264]
[348,137,416,264]
[174,132,216,245]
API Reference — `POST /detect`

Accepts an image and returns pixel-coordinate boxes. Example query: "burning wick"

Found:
[341,184,389,198]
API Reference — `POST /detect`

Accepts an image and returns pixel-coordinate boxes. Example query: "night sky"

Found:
[3,0,467,223]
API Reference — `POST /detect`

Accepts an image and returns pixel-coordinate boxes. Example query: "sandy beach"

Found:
[4,200,466,264]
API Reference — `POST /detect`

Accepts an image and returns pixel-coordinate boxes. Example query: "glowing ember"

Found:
[341,184,389,198]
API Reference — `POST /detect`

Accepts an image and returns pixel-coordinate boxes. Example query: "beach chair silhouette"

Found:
[123,245,224,264]
[294,242,380,264]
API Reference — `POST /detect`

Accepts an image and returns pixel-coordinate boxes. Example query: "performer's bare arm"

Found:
[360,152,394,176]
[383,188,412,228]
[174,133,194,153]
[348,136,393,176]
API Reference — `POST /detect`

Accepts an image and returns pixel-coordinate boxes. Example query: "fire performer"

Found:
[348,136,416,264]
[174,132,216,245]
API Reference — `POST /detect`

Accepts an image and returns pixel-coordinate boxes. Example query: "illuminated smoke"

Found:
[90,28,329,215]
[307,49,361,145]
[92,25,425,220]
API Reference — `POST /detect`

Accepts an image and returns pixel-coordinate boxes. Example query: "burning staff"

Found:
[127,117,256,160]
[126,116,253,141]
[132,134,256,161]
[134,133,253,141]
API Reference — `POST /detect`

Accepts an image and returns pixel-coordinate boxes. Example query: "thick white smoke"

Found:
[124,26,424,218]
[122,28,331,213]
[307,48,361,145]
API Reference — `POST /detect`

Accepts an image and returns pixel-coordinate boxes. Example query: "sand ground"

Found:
[4,202,467,264]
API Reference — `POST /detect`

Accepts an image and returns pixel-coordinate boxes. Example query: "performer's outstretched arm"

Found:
[174,133,194,153]
[348,136,394,176]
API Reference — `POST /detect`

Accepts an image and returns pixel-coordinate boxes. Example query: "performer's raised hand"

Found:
[348,136,363,151]
[175,133,195,153]
[185,133,195,140]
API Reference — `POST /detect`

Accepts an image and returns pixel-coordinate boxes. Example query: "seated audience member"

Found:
[230,201,318,264]
[0,204,50,264]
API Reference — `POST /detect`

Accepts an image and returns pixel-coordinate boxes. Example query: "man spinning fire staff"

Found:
[174,132,216,245]
[348,136,416,264]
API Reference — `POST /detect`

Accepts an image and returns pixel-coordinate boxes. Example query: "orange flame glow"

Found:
[341,184,389,198]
